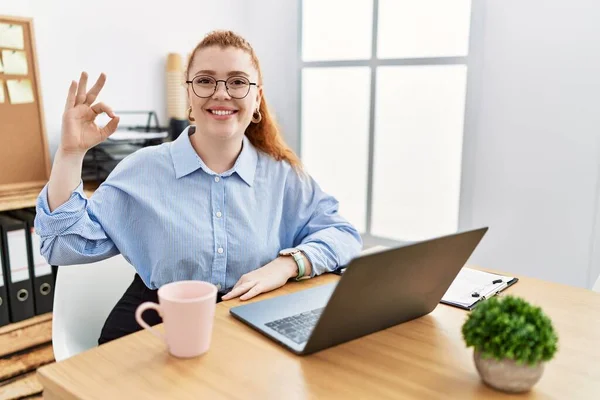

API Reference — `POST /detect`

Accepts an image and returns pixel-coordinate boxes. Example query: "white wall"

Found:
[460,0,600,288]
[237,0,300,152]
[0,0,32,16]
[0,0,248,157]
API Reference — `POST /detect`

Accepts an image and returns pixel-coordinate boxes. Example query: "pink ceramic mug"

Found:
[135,280,217,358]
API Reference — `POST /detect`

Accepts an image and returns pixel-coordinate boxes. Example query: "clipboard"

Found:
[440,268,519,310]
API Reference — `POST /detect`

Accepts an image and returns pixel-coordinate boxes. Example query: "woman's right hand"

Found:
[60,72,120,155]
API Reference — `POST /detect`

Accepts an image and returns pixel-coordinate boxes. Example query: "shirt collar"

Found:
[233,135,258,186]
[170,126,257,186]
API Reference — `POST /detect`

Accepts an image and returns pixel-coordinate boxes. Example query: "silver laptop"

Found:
[229,227,488,355]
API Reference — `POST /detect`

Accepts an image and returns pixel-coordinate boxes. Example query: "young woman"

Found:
[35,30,362,344]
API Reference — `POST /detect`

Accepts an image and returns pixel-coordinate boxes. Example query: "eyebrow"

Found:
[194,70,250,78]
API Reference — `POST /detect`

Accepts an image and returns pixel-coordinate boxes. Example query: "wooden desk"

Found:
[37,268,600,400]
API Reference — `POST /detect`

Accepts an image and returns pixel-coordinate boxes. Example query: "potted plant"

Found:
[461,295,559,393]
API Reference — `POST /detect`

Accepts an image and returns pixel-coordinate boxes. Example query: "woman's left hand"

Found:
[222,257,296,301]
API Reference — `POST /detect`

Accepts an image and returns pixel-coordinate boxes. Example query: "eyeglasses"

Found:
[185,75,258,99]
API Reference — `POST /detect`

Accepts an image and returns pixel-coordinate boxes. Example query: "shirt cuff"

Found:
[295,243,321,278]
[35,181,88,236]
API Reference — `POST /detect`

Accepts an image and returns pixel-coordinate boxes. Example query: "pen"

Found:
[472,279,505,297]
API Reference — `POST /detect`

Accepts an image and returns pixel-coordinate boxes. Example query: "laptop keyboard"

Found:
[265,308,324,344]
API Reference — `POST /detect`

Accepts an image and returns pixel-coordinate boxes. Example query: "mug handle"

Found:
[135,302,165,342]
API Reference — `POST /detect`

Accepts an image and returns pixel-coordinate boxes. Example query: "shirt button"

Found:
[214,176,220,182]
[216,283,222,291]
[216,211,222,218]
[217,247,224,254]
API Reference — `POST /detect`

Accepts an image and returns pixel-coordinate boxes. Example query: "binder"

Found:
[0,243,9,327]
[441,267,519,310]
[4,209,55,315]
[0,215,35,322]
[25,207,58,281]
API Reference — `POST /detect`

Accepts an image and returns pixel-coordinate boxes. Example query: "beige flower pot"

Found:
[474,351,544,393]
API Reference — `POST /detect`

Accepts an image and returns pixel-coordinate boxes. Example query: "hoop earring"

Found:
[251,109,262,124]
[188,106,195,122]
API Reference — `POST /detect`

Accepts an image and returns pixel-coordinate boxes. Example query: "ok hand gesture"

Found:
[60,72,120,155]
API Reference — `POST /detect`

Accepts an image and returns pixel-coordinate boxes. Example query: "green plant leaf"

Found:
[461,296,559,365]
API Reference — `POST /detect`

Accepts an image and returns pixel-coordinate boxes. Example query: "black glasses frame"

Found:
[185,76,258,99]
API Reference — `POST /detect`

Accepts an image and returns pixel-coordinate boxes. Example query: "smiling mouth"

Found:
[207,109,238,116]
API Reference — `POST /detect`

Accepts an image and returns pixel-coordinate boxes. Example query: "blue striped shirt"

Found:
[34,127,362,292]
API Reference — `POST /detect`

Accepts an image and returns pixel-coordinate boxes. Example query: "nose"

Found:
[212,80,231,100]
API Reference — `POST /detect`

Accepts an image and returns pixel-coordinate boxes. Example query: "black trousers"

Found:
[98,274,223,345]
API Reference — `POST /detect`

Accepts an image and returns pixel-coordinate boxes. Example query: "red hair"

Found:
[186,30,302,170]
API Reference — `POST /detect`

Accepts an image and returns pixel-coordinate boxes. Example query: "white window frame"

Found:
[297,0,478,246]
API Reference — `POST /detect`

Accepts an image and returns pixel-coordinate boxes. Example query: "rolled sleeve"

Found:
[295,211,363,277]
[35,181,88,236]
[33,182,119,266]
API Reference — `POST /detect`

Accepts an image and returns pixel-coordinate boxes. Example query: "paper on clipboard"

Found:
[442,268,515,309]
[0,80,5,103]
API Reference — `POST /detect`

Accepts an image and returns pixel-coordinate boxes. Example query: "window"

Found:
[301,67,371,232]
[300,0,472,243]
